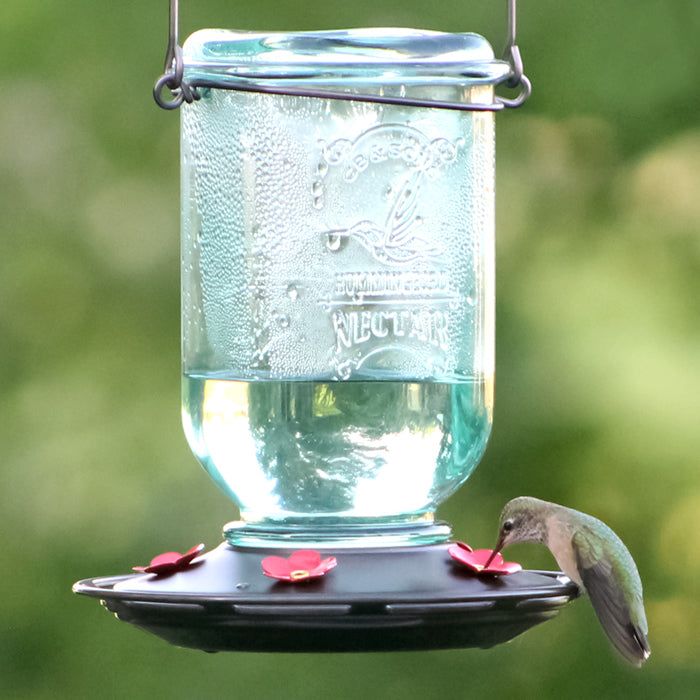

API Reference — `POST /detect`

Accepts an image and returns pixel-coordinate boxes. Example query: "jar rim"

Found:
[182,28,511,87]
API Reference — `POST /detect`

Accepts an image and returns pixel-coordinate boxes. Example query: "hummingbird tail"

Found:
[573,527,650,667]
[631,624,652,666]
[587,588,651,667]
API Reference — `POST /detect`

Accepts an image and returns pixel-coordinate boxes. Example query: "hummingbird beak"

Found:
[484,530,507,568]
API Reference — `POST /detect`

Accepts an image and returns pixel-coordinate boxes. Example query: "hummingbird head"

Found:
[485,496,552,566]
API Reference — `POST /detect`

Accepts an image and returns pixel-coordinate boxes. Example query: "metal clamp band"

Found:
[153,0,531,111]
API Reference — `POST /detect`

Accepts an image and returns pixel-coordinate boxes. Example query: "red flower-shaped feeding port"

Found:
[133,543,206,575]
[448,541,522,576]
[261,549,337,582]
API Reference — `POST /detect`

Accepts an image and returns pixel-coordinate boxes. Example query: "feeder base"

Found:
[73,541,578,653]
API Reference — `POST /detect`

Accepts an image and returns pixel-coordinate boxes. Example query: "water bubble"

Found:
[311,180,323,197]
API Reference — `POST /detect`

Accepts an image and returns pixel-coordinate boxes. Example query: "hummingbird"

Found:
[486,496,651,667]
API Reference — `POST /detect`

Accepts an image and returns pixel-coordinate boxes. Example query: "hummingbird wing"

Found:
[573,528,651,667]
[380,173,441,263]
[385,171,422,244]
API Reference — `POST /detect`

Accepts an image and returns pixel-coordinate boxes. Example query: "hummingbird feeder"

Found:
[74,0,577,652]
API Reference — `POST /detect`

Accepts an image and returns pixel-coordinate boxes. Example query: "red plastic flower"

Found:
[448,541,522,576]
[261,549,337,582]
[133,543,206,575]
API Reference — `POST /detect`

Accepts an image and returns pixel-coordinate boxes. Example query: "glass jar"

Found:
[179,28,509,546]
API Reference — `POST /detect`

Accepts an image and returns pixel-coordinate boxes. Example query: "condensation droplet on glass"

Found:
[286,284,299,301]
[326,233,342,252]
[427,356,447,376]
[337,361,353,380]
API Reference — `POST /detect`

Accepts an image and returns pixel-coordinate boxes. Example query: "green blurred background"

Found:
[1,0,698,697]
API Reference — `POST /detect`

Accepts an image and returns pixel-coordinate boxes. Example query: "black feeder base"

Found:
[73,542,579,653]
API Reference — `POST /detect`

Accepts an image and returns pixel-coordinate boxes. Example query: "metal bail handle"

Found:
[153,0,531,111]
[499,0,532,107]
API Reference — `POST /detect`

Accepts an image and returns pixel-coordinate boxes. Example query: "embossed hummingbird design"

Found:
[324,171,441,265]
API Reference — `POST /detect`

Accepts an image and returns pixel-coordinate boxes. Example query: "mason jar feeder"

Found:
[74,1,577,652]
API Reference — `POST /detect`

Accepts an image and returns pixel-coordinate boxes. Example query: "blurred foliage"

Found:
[1,0,699,698]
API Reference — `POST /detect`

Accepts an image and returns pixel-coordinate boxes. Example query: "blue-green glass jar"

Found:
[179,28,509,547]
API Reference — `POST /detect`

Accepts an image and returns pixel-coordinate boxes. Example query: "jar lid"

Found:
[182,28,511,89]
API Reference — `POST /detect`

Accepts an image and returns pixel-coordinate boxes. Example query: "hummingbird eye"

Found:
[502,519,514,533]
